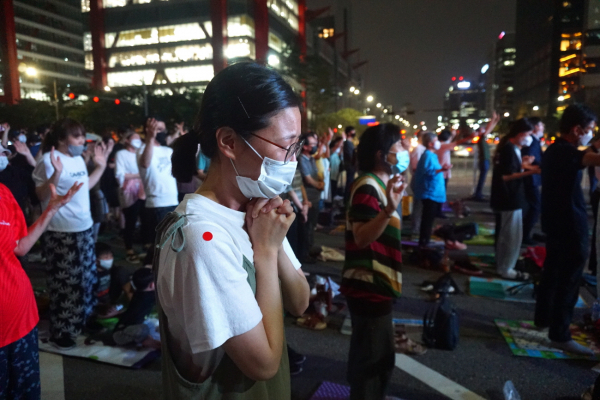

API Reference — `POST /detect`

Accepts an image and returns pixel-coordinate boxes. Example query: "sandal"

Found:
[395,333,427,355]
[297,314,327,330]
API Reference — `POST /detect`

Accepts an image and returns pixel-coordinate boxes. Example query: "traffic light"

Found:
[68,92,76,99]
[93,96,99,102]
[114,99,121,105]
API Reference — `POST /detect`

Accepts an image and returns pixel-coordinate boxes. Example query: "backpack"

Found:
[422,292,459,350]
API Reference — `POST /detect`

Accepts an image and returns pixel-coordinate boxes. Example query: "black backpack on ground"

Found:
[422,292,459,350]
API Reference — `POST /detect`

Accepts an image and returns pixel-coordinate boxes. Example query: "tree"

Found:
[315,108,364,136]
[0,99,55,128]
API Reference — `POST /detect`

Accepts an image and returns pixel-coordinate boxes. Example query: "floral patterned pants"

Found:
[0,328,40,400]
[42,228,97,339]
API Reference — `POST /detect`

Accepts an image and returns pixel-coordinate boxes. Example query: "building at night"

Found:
[484,31,516,118]
[443,76,487,128]
[0,0,90,104]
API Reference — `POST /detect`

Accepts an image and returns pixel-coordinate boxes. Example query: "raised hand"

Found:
[48,182,83,211]
[93,141,107,168]
[145,118,159,141]
[50,147,63,176]
[385,174,405,214]
[13,140,32,157]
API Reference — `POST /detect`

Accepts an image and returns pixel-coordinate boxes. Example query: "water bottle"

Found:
[503,381,522,400]
[592,300,600,322]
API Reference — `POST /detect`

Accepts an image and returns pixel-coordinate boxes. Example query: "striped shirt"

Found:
[341,173,402,301]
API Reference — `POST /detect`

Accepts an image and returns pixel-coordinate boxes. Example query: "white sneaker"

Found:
[551,340,594,356]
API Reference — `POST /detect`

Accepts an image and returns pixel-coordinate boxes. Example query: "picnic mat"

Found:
[463,235,495,246]
[38,319,160,369]
[309,382,350,400]
[495,319,600,360]
[469,276,587,308]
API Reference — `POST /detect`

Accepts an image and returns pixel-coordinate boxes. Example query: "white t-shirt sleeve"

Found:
[32,154,53,187]
[282,237,302,270]
[114,150,126,187]
[166,222,262,354]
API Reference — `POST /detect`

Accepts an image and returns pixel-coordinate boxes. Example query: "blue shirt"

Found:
[412,150,446,203]
[197,151,211,172]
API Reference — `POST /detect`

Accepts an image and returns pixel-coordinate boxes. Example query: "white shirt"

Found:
[137,144,178,208]
[32,150,93,232]
[114,149,139,187]
[410,144,426,173]
[157,194,301,381]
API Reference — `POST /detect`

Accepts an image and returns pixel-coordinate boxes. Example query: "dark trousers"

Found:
[142,206,176,246]
[474,160,489,199]
[122,199,144,250]
[344,168,356,206]
[0,328,40,400]
[590,190,600,275]
[347,297,395,400]
[534,235,588,342]
[304,205,319,258]
[522,184,541,242]
[419,199,441,247]
[286,209,307,259]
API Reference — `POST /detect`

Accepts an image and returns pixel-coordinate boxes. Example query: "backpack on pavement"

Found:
[422,292,459,350]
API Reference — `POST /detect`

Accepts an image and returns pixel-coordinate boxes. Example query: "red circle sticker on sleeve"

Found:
[202,232,213,241]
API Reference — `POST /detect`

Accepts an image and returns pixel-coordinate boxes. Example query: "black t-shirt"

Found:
[114,291,156,332]
[490,142,526,211]
[541,138,587,239]
[0,164,36,211]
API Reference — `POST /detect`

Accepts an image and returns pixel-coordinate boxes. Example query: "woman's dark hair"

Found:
[528,116,542,126]
[330,136,344,149]
[438,129,452,142]
[560,104,597,135]
[495,118,534,158]
[95,242,112,257]
[171,62,300,183]
[356,123,401,173]
[41,118,85,154]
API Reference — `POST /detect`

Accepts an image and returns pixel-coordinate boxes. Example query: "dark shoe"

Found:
[289,362,303,375]
[50,335,76,350]
[287,346,306,365]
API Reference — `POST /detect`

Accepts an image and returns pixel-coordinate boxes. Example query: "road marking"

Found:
[40,352,65,400]
[395,354,485,400]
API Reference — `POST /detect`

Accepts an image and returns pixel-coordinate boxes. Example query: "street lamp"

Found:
[104,86,111,92]
[25,67,37,77]
[338,124,342,129]
[504,112,510,117]
[349,86,356,92]
[376,103,382,108]
[366,95,374,102]
[354,89,360,95]
[533,105,539,111]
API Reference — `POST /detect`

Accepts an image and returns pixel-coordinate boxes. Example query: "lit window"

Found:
[268,54,280,67]
[104,0,127,7]
[164,65,214,83]
[107,70,156,87]
[81,0,90,12]
[560,39,582,51]
[269,31,283,52]
[228,16,255,38]
[319,28,335,39]
[504,48,516,53]
[225,41,255,59]
[108,23,207,48]
[507,86,514,92]
[503,60,515,66]
[85,53,93,70]
[83,32,92,52]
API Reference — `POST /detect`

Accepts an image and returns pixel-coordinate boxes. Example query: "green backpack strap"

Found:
[153,212,188,277]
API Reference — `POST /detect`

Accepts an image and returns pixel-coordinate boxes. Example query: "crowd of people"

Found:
[1,61,600,399]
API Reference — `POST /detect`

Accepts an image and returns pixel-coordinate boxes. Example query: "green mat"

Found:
[463,235,495,245]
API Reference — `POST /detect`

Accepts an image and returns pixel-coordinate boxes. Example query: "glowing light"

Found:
[25,67,37,77]
[268,54,280,66]
[93,96,100,102]
[452,77,456,81]
[504,112,510,117]
[560,54,577,62]
[354,89,360,95]
[376,103,382,108]
[104,86,111,91]
[533,105,539,111]
[499,31,505,39]
[68,92,76,99]
[366,95,374,102]
[114,99,121,105]
[349,86,356,92]
[338,124,342,129]
[457,81,471,89]
[481,64,489,74]
[459,76,464,81]
[558,96,565,101]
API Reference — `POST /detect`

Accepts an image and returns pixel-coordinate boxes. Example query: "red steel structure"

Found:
[0,0,20,104]
[90,0,107,90]
[210,0,227,74]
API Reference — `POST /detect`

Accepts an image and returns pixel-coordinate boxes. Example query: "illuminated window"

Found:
[269,32,283,52]
[107,70,156,87]
[507,86,514,92]
[103,0,164,7]
[560,39,582,51]
[164,65,214,83]
[85,53,93,70]
[81,0,90,12]
[228,15,255,37]
[268,0,299,32]
[504,48,516,53]
[563,1,571,7]
[319,28,335,39]
[162,44,213,63]
[225,41,255,59]
[503,60,515,66]
[108,23,208,48]
[268,54,280,67]
[83,33,92,52]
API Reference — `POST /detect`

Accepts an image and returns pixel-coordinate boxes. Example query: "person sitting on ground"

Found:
[412,132,461,250]
[94,242,132,319]
[112,268,160,349]
[490,118,540,281]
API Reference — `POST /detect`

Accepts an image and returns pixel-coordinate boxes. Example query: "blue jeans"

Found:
[474,160,489,199]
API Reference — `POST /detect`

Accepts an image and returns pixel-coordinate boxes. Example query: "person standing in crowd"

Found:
[0,175,81,399]
[412,132,453,249]
[157,62,309,398]
[341,123,406,400]
[472,112,501,201]
[138,117,178,250]
[343,126,357,204]
[115,130,146,263]
[490,118,540,281]
[535,104,600,356]
[299,132,324,263]
[329,136,344,199]
[0,141,37,215]
[282,165,309,258]
[32,118,108,349]
[521,117,545,245]
[409,129,426,236]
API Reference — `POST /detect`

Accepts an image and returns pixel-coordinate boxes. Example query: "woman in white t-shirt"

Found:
[32,119,108,350]
[114,130,145,263]
[157,62,310,399]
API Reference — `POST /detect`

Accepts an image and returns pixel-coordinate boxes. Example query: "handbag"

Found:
[422,292,459,350]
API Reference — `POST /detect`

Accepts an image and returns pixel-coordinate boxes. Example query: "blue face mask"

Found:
[389,150,410,173]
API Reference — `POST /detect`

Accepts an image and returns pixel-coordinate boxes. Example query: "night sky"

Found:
[307,0,516,128]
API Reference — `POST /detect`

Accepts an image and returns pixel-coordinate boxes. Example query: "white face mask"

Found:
[130,138,142,149]
[18,134,27,143]
[99,258,113,270]
[0,157,8,171]
[580,130,593,146]
[522,135,533,147]
[231,138,298,199]
[433,141,441,150]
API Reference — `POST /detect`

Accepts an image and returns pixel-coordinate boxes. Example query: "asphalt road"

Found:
[26,157,599,400]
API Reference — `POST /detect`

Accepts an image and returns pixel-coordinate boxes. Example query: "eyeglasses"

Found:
[249,133,305,163]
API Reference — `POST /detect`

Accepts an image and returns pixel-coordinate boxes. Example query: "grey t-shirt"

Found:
[299,154,321,204]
